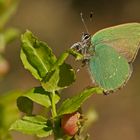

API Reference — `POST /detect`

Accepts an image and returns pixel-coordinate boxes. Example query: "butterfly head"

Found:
[81,32,91,43]
[71,33,91,55]
[70,12,92,62]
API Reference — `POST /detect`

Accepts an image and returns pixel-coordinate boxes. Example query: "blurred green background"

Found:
[0,0,140,140]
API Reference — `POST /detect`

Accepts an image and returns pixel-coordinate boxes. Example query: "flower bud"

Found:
[61,112,80,136]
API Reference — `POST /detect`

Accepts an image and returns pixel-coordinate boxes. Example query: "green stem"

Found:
[51,91,60,140]
[51,91,57,118]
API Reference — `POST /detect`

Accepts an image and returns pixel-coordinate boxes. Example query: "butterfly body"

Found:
[71,23,140,92]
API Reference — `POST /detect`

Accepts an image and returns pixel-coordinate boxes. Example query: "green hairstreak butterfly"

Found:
[71,23,140,93]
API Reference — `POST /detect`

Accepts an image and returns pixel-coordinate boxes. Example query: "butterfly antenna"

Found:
[89,11,93,22]
[80,12,89,34]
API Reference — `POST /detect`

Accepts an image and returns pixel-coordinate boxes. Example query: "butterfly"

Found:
[71,23,140,93]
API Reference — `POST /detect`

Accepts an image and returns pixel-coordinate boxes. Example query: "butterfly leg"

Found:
[81,59,89,67]
[103,90,114,95]
[103,91,110,95]
[70,42,83,54]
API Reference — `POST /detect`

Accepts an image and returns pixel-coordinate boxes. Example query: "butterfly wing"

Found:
[89,44,130,91]
[91,23,140,62]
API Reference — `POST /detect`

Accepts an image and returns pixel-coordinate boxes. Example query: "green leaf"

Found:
[0,91,21,139]
[58,63,75,88]
[3,27,20,44]
[17,96,33,115]
[58,87,103,115]
[42,63,75,92]
[10,115,53,138]
[51,49,83,71]
[68,49,84,60]
[0,28,19,53]
[0,91,21,128]
[17,87,60,113]
[41,51,75,92]
[0,0,18,29]
[51,51,69,71]
[20,30,56,80]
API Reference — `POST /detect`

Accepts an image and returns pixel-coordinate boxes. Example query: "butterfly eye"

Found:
[82,33,90,42]
[84,34,90,40]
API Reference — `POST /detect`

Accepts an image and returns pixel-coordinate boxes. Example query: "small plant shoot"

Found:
[10,22,140,140]
[0,0,19,78]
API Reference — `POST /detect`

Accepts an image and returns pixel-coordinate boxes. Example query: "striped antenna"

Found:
[80,12,89,34]
[89,11,93,21]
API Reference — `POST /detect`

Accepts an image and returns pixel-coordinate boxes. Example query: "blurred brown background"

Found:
[0,0,140,140]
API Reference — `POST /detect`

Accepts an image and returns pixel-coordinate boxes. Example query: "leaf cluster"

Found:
[10,30,103,139]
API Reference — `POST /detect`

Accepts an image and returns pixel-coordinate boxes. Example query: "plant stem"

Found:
[51,91,60,140]
[51,91,57,118]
